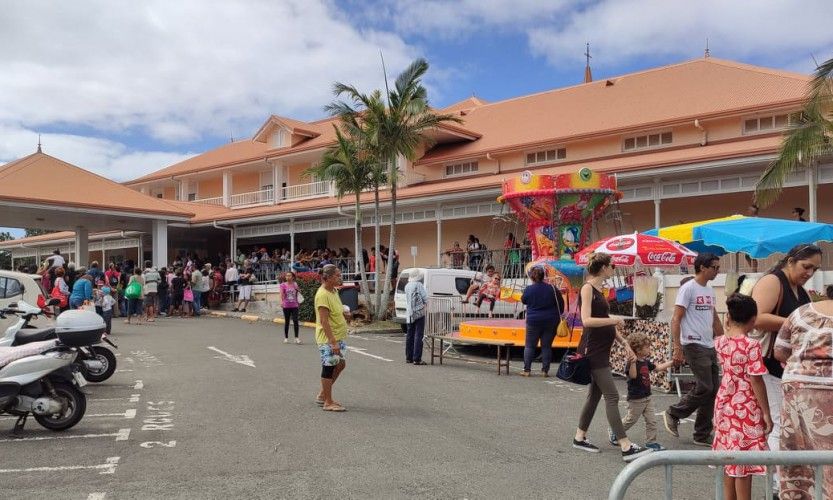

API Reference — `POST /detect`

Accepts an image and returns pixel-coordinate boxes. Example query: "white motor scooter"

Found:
[0,300,118,382]
[0,338,88,432]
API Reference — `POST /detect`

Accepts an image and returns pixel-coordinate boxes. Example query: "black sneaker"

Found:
[692,436,713,447]
[622,444,652,462]
[663,411,680,437]
[572,439,600,453]
[608,427,619,446]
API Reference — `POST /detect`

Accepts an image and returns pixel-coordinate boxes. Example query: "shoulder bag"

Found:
[749,284,785,378]
[552,284,570,338]
[124,279,142,300]
[556,295,590,385]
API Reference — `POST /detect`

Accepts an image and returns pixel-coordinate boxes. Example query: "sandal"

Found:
[520,371,531,377]
[322,404,346,412]
[315,397,325,406]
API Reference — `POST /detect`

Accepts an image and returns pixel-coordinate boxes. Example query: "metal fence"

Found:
[251,258,356,283]
[441,247,533,278]
[609,450,833,500]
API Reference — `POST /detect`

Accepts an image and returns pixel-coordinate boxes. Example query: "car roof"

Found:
[0,270,42,281]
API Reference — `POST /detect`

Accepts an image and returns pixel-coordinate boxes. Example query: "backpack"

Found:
[124,279,142,299]
[108,273,119,288]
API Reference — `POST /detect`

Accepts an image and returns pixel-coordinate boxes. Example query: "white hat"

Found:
[408,268,422,282]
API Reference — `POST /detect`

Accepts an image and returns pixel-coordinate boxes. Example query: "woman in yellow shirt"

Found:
[315,264,351,412]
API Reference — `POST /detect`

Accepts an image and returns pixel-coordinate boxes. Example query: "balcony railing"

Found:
[282,180,331,201]
[194,196,224,206]
[230,188,274,207]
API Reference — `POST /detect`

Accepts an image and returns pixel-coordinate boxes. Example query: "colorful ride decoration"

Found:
[457,168,621,348]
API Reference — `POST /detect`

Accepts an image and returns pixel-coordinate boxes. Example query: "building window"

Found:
[623,131,672,151]
[445,161,479,177]
[743,113,800,134]
[187,193,197,201]
[526,148,566,166]
[156,193,163,198]
[270,129,287,148]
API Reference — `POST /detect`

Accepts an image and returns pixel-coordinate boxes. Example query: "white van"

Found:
[393,267,525,330]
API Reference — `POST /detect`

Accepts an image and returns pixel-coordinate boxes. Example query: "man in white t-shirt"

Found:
[663,253,724,446]
[46,249,65,269]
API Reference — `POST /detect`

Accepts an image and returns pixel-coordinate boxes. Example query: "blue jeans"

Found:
[192,291,202,316]
[405,316,426,362]
[69,298,84,310]
[523,320,557,373]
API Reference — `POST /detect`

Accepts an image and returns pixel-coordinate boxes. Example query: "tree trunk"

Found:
[373,181,382,316]
[381,157,397,320]
[354,192,372,318]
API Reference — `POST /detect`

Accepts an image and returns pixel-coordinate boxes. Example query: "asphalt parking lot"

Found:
[1,315,737,499]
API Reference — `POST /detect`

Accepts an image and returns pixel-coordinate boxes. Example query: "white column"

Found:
[178,180,188,201]
[100,238,106,266]
[137,235,143,267]
[222,171,232,207]
[151,220,168,269]
[809,165,818,222]
[271,163,282,204]
[229,227,236,263]
[436,203,443,266]
[653,179,662,229]
[74,227,89,268]
[289,218,295,266]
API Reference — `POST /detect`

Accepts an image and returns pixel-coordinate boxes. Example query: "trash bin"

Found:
[339,284,360,312]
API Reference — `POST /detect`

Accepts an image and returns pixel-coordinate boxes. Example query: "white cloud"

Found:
[0,0,421,143]
[375,0,833,73]
[0,124,193,182]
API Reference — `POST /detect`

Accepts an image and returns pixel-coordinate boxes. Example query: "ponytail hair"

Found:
[767,244,822,275]
[586,252,612,276]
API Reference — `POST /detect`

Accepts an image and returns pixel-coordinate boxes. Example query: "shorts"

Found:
[318,340,348,366]
[238,285,252,300]
[143,292,157,307]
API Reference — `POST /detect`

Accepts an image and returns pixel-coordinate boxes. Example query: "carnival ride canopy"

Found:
[645,215,833,258]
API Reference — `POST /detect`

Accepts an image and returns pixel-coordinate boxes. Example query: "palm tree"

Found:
[305,126,375,312]
[755,57,833,212]
[327,58,462,316]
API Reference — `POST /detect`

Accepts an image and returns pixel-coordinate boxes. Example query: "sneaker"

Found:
[283,338,289,343]
[608,428,619,447]
[572,439,600,453]
[645,442,666,451]
[622,444,652,462]
[295,338,302,345]
[692,436,713,447]
[663,411,680,437]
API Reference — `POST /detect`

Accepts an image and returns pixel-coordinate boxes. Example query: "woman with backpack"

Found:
[124,268,145,325]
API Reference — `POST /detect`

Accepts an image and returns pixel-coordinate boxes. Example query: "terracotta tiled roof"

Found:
[125,140,270,185]
[417,58,808,165]
[0,152,193,218]
[253,115,322,142]
[186,134,781,225]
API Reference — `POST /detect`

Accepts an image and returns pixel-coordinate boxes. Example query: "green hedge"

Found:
[294,272,322,322]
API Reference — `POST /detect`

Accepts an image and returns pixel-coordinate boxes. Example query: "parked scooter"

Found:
[0,338,87,432]
[0,300,118,383]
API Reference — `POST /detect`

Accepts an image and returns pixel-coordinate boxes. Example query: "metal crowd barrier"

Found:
[608,450,833,500]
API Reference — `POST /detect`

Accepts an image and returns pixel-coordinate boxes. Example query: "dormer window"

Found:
[445,161,478,177]
[743,112,800,134]
[623,131,672,152]
[526,148,566,166]
[270,129,288,148]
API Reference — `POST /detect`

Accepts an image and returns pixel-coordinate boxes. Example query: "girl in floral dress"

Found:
[713,293,773,500]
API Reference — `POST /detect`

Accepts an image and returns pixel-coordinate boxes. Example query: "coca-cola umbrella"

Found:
[575,232,697,267]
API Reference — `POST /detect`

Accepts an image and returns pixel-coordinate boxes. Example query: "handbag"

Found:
[50,285,68,308]
[183,288,194,303]
[749,284,785,378]
[124,280,142,299]
[297,290,305,304]
[552,285,570,338]
[556,301,589,385]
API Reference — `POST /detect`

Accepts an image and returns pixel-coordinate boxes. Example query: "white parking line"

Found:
[344,346,393,362]
[133,380,144,390]
[0,428,130,443]
[89,394,141,403]
[87,493,106,500]
[383,338,404,344]
[115,369,134,373]
[84,409,136,419]
[207,346,256,368]
[0,456,119,475]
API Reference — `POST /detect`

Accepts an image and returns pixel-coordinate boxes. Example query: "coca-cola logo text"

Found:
[646,251,678,264]
[605,237,635,251]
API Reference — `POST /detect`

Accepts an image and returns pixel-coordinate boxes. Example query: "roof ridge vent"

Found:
[605,79,615,87]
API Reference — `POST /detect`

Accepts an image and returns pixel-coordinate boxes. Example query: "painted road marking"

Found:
[0,456,120,475]
[0,428,130,443]
[115,369,134,373]
[207,346,256,368]
[134,380,144,390]
[383,338,404,344]
[88,493,106,500]
[84,409,136,419]
[344,346,393,362]
[350,334,370,340]
[89,394,140,403]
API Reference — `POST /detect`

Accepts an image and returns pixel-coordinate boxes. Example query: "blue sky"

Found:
[2,0,833,238]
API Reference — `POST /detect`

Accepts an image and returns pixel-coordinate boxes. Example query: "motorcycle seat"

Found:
[0,340,58,368]
[13,327,57,346]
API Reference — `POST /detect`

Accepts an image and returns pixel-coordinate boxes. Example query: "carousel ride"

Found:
[457,168,622,348]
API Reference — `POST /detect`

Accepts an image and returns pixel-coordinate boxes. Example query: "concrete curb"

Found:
[204,309,316,328]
